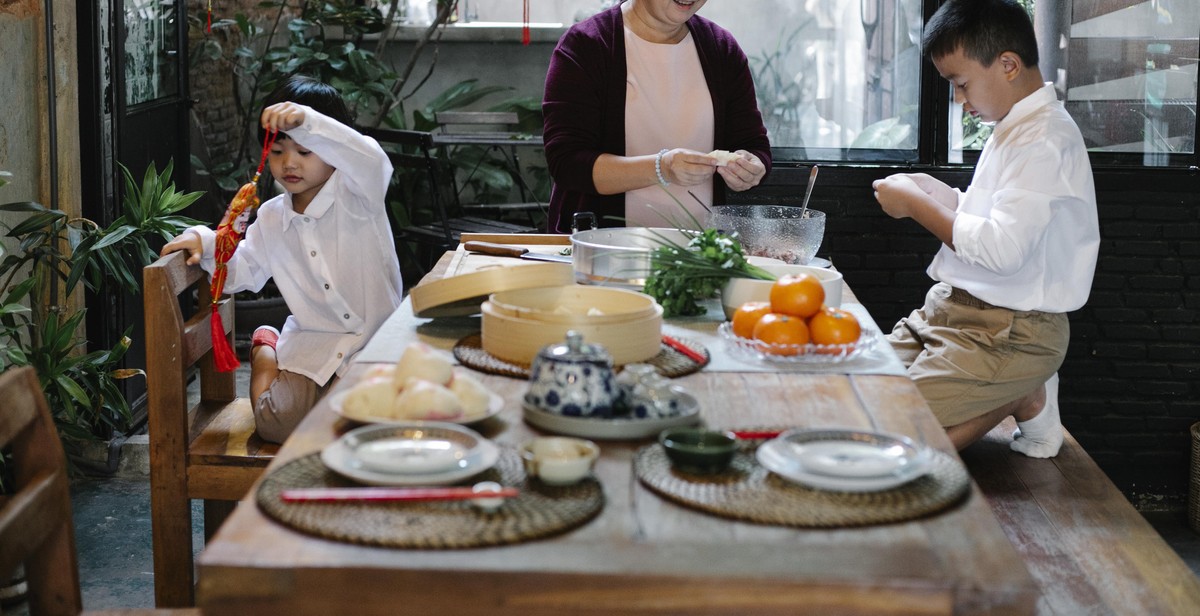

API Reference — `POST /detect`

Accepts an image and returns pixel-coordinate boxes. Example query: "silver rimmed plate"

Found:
[329,388,504,427]
[321,422,499,486]
[756,429,933,492]
[522,395,701,440]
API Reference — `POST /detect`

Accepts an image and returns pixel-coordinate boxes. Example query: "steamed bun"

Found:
[393,377,463,421]
[449,370,492,418]
[393,342,454,387]
[341,376,400,419]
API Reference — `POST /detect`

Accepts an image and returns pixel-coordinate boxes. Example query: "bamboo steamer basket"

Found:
[488,285,660,325]
[409,263,575,318]
[481,286,663,365]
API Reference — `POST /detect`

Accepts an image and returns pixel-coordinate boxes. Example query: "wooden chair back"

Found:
[0,366,83,615]
[142,251,277,607]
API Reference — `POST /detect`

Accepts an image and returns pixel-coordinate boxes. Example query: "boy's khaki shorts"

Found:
[888,283,1068,427]
[254,370,334,444]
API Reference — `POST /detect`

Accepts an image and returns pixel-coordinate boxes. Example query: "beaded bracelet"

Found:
[655,148,670,186]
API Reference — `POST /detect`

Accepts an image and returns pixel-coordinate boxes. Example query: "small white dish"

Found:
[322,422,499,486]
[521,393,701,440]
[352,436,471,475]
[329,389,504,427]
[756,429,932,492]
[520,437,599,485]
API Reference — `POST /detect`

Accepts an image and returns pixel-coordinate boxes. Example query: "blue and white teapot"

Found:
[524,331,622,418]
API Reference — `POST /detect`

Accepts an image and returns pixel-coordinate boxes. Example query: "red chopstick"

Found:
[730,430,784,440]
[662,335,706,364]
[280,486,519,503]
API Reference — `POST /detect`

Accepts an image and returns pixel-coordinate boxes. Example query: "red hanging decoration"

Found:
[206,1,213,34]
[522,0,530,45]
[210,130,277,372]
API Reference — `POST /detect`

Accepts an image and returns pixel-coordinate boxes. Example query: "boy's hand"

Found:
[261,102,309,133]
[872,174,925,219]
[161,232,203,265]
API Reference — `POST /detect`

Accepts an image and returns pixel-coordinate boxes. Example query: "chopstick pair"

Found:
[281,486,519,503]
[662,335,707,364]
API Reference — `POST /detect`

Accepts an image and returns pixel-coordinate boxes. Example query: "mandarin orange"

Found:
[731,301,773,339]
[808,306,862,350]
[752,312,810,356]
[769,274,825,318]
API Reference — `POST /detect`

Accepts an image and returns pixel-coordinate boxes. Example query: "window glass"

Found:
[124,0,180,106]
[951,0,1199,166]
[707,0,924,162]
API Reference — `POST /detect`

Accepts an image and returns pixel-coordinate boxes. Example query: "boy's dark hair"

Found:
[258,75,353,141]
[922,0,1039,69]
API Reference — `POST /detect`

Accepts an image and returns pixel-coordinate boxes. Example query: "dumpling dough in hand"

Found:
[449,370,492,418]
[393,378,464,421]
[393,342,454,388]
[341,377,400,419]
[707,150,742,166]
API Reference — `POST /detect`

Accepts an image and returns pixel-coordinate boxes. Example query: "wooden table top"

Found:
[197,252,1038,616]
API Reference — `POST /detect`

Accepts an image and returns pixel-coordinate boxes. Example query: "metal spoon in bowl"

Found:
[799,165,818,219]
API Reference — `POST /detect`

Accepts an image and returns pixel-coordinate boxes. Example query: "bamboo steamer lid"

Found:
[481,287,663,366]
[488,285,659,325]
[410,263,575,318]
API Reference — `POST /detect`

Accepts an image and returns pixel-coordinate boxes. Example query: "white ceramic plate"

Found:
[321,422,499,486]
[329,388,504,427]
[522,395,701,440]
[755,429,932,492]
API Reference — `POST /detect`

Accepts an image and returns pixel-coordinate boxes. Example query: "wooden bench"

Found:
[143,251,279,607]
[961,418,1200,614]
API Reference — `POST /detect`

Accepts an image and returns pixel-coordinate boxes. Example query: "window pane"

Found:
[124,0,180,106]
[705,0,923,162]
[949,0,1199,166]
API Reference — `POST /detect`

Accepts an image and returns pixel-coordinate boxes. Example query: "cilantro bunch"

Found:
[643,228,774,317]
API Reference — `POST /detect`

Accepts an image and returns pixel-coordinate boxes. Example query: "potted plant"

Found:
[0,161,204,467]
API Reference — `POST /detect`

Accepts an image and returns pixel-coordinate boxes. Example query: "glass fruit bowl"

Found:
[717,322,878,364]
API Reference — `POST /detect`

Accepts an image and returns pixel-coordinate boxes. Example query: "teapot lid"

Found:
[537,330,612,365]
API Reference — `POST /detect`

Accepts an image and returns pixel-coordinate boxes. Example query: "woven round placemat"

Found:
[256,448,605,548]
[452,333,709,380]
[634,440,970,528]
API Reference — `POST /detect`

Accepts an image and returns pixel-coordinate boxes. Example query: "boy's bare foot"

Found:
[1011,373,1063,458]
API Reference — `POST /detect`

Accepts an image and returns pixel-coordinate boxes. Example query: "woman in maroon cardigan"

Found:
[542,0,771,233]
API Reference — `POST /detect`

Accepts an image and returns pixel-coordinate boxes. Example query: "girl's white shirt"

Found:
[190,109,402,385]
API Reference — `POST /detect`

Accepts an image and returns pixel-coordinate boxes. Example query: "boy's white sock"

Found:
[1010,373,1063,458]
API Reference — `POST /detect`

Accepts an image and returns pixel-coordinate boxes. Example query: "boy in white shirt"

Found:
[162,75,403,443]
[872,0,1099,457]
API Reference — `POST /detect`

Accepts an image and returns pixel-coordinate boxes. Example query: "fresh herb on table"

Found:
[643,227,775,317]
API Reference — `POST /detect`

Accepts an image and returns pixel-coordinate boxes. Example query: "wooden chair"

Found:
[0,366,199,615]
[142,251,278,607]
[359,126,537,277]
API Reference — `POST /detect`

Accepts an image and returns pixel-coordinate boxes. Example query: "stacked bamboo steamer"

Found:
[482,285,662,366]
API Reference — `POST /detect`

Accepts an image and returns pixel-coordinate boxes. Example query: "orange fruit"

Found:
[769,274,825,318]
[809,307,862,351]
[752,313,810,356]
[731,301,773,339]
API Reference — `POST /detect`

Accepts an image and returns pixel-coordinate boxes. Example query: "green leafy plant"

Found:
[0,162,203,464]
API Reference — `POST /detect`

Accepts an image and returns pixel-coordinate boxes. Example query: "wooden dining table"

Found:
[196,243,1039,615]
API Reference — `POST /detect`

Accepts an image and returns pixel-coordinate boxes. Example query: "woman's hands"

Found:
[260,102,310,133]
[660,149,766,190]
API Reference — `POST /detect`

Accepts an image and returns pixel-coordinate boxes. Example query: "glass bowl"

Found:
[706,205,825,265]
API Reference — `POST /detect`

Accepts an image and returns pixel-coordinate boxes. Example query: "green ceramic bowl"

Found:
[658,428,737,474]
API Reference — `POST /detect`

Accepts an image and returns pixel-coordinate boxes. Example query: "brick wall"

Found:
[739,166,1200,499]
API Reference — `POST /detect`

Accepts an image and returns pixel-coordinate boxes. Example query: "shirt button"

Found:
[324,283,330,290]
[336,352,344,359]
[343,313,350,319]
[304,217,310,223]
[310,250,317,257]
